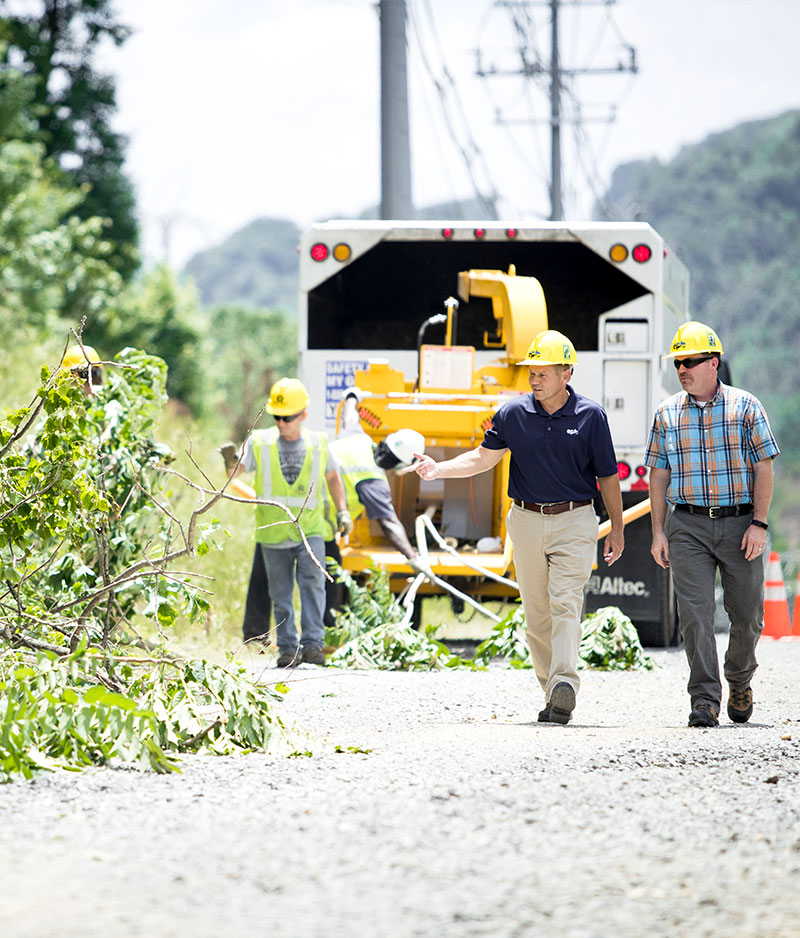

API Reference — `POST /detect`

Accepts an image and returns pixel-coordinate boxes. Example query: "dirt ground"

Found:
[2,636,799,938]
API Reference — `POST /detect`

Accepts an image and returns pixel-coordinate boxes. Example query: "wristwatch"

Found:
[751,519,769,531]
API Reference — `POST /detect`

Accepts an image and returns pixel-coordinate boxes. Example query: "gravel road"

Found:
[2,635,799,938]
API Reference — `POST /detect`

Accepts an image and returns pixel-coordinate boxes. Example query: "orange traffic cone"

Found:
[762,552,792,639]
[792,572,800,636]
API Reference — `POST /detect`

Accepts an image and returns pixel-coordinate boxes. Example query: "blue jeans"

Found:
[259,539,326,655]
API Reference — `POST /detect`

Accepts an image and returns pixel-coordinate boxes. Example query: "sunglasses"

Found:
[674,356,713,370]
[273,411,303,423]
[73,365,104,384]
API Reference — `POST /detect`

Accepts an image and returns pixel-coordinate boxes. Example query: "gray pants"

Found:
[667,509,766,708]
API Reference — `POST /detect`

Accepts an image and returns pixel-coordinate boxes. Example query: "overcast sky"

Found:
[100,0,800,268]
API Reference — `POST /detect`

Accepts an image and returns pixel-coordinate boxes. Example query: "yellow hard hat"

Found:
[516,330,577,366]
[62,344,101,371]
[664,321,723,359]
[266,377,310,415]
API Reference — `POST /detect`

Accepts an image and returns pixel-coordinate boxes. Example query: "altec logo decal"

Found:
[585,575,650,597]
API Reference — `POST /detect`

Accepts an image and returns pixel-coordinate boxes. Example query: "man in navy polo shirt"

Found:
[412,330,624,724]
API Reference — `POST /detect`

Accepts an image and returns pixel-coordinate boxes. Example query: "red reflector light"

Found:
[617,461,631,480]
[635,465,647,478]
[310,242,328,261]
[474,228,485,239]
[506,228,518,239]
[632,243,652,263]
[442,228,454,239]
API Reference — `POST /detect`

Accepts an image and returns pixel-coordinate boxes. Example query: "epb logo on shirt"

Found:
[566,428,579,435]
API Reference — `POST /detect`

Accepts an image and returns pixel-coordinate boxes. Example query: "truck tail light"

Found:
[474,228,486,239]
[442,228,454,239]
[310,242,329,261]
[333,243,351,262]
[632,244,652,263]
[617,461,631,480]
[506,228,518,239]
[609,243,628,263]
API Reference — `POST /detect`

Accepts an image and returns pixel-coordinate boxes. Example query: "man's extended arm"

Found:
[412,444,507,481]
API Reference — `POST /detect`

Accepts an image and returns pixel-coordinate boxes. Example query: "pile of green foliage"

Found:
[0,645,305,780]
[0,341,305,780]
[474,603,654,671]
[325,564,472,670]
[578,606,656,671]
[325,568,653,672]
[473,605,531,668]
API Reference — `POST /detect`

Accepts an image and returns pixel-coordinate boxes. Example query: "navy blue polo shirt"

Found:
[482,385,618,503]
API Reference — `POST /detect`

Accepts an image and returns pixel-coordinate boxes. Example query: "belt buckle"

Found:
[708,506,722,519]
[541,502,560,515]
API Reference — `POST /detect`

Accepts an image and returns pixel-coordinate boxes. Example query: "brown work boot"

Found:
[302,645,327,666]
[727,685,753,723]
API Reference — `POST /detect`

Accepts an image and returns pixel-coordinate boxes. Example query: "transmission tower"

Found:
[477,0,637,220]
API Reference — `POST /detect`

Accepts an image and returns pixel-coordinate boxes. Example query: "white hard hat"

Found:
[384,429,425,468]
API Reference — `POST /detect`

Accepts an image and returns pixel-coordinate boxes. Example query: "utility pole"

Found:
[379,0,413,219]
[477,0,637,221]
[549,0,562,220]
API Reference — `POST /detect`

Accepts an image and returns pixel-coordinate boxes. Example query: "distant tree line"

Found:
[0,0,296,432]
[599,109,800,541]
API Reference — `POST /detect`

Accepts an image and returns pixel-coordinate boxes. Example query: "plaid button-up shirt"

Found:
[644,381,779,507]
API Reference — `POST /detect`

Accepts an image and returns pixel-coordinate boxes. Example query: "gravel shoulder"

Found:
[2,636,800,938]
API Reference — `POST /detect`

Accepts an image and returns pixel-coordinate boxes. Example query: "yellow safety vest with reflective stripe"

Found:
[321,434,387,539]
[330,433,387,517]
[252,427,328,543]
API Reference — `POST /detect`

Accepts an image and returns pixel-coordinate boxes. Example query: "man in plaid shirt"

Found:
[645,321,779,728]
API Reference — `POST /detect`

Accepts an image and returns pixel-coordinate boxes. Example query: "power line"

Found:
[407,0,501,216]
[475,0,637,219]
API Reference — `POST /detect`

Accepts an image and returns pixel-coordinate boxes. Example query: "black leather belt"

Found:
[513,498,593,515]
[674,503,753,519]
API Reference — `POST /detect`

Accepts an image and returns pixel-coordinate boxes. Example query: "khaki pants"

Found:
[507,503,597,700]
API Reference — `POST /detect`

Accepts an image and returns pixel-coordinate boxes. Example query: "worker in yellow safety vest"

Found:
[228,378,352,668]
[230,388,431,644]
